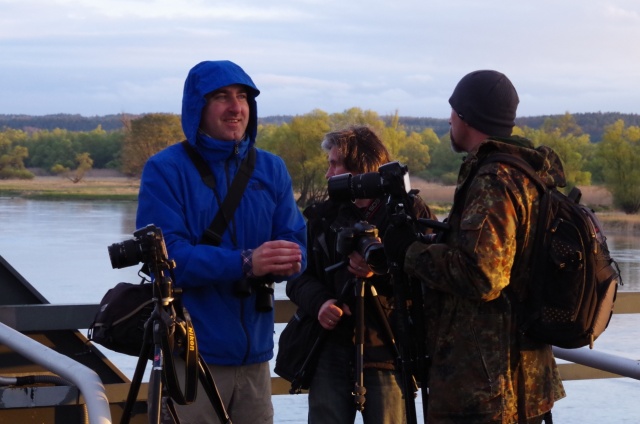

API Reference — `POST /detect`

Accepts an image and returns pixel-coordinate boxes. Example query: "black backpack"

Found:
[483,153,622,349]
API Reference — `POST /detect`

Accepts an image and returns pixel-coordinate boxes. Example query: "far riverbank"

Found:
[0,172,139,201]
[1,175,639,234]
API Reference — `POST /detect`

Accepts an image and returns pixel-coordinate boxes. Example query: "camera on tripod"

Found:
[327,161,411,202]
[108,224,172,270]
[336,221,388,275]
[104,225,231,423]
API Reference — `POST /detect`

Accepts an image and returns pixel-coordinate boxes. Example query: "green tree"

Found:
[328,107,385,133]
[75,126,124,169]
[259,107,435,206]
[541,112,584,137]
[54,152,94,183]
[0,129,33,179]
[23,128,77,170]
[599,120,640,213]
[392,130,431,174]
[524,124,593,189]
[51,163,70,175]
[419,132,463,184]
[258,110,331,206]
[363,111,431,175]
[121,114,183,176]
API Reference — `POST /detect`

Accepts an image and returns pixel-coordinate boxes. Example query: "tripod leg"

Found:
[353,279,366,412]
[148,340,165,424]
[388,268,419,424]
[369,284,419,394]
[367,282,420,424]
[121,320,155,424]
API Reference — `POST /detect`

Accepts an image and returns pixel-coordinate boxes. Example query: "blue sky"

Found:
[1,0,639,118]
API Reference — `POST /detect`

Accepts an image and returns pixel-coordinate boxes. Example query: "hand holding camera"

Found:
[348,252,374,278]
[336,221,388,275]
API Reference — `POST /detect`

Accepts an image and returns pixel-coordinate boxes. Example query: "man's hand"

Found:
[251,240,302,277]
[318,299,352,330]
[347,251,374,278]
[383,221,417,268]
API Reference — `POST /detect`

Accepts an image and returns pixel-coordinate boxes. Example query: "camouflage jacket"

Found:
[404,137,566,423]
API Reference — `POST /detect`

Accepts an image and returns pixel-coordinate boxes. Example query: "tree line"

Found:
[1,109,640,212]
[2,111,639,142]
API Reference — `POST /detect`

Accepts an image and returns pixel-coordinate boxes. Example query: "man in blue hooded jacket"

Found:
[136,60,307,423]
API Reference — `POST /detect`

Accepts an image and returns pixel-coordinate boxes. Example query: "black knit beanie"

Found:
[448,70,519,137]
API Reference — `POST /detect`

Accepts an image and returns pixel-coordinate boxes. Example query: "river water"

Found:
[1,198,639,423]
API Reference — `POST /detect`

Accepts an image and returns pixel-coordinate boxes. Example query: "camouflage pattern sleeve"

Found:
[405,166,522,300]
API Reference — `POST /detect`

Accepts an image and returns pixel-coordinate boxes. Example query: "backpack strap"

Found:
[479,152,582,201]
[181,140,257,246]
[477,152,550,282]
[480,153,548,192]
[477,152,555,424]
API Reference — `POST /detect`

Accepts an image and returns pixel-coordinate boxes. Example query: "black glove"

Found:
[383,221,417,268]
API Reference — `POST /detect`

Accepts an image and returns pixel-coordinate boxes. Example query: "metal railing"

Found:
[0,292,638,423]
[1,292,639,394]
[0,321,112,424]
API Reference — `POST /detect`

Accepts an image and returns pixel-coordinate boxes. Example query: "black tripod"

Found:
[118,228,231,424]
[291,271,417,417]
[351,276,417,413]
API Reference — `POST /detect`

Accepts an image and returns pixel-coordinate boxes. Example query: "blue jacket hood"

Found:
[181,60,260,145]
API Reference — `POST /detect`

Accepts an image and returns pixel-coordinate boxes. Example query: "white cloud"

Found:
[604,2,640,21]
[1,0,639,117]
[48,0,311,21]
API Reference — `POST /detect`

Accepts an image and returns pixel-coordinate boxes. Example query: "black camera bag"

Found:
[274,308,325,393]
[88,281,154,356]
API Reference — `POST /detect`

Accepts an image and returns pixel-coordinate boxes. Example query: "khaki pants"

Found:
[161,360,273,424]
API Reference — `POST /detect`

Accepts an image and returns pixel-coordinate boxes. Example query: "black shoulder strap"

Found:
[181,140,257,246]
[182,140,216,189]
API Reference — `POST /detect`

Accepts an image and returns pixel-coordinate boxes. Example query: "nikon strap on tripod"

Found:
[181,140,257,247]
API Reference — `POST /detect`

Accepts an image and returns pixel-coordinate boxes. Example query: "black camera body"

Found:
[327,161,411,202]
[108,224,172,270]
[336,221,388,275]
[234,277,275,312]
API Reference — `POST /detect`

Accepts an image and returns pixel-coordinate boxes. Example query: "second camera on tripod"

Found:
[336,221,388,275]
